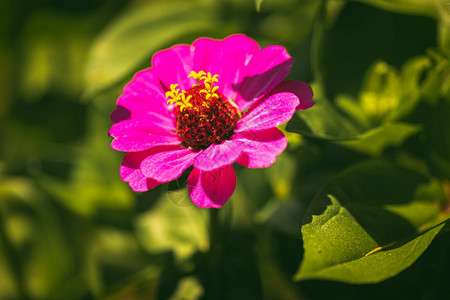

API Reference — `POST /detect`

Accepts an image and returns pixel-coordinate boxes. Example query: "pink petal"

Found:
[110,118,180,152]
[193,140,246,171]
[289,80,315,111]
[109,115,175,137]
[110,104,132,124]
[141,146,198,182]
[192,34,260,100]
[152,45,195,91]
[233,128,287,168]
[111,134,180,152]
[235,81,304,132]
[111,69,172,123]
[234,46,293,111]
[120,151,160,192]
[192,37,221,71]
[188,165,236,208]
[109,117,176,138]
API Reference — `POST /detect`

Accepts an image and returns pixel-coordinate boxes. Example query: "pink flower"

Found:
[109,34,314,208]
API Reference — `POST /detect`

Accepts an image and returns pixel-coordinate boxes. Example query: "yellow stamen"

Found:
[168,70,223,112]
[188,70,206,82]
[192,71,220,100]
[166,83,193,111]
[165,84,181,102]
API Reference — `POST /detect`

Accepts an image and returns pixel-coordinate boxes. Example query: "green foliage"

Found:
[84,0,224,97]
[135,191,209,260]
[296,196,446,283]
[1,0,450,299]
[287,82,362,140]
[255,0,264,12]
[295,160,447,283]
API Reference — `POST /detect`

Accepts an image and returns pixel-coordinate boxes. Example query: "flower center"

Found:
[166,71,241,151]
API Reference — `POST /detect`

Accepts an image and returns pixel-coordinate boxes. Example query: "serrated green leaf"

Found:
[295,160,447,283]
[295,196,446,283]
[84,1,220,97]
[338,122,421,156]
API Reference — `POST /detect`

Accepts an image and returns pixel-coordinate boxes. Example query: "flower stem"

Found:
[206,208,221,298]
[310,0,328,95]
[207,204,233,298]
[209,208,219,252]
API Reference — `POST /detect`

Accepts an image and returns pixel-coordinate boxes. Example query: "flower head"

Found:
[109,34,314,208]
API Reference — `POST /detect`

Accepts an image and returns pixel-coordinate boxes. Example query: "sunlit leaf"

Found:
[295,195,446,283]
[421,50,450,104]
[391,55,431,119]
[295,160,447,283]
[341,58,430,126]
[335,94,371,129]
[169,276,204,300]
[135,190,208,259]
[255,0,264,12]
[339,122,421,156]
[358,61,401,124]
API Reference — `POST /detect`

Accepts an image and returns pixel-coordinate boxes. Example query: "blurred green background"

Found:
[1,0,449,299]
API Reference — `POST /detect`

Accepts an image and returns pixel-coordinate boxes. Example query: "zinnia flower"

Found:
[109,34,314,208]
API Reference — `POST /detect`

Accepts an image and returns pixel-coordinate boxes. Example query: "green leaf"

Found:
[338,122,421,156]
[286,83,361,140]
[169,276,204,300]
[358,61,401,124]
[18,11,94,100]
[0,178,74,299]
[295,195,446,283]
[39,96,134,217]
[438,18,450,52]
[255,0,264,12]
[295,160,447,283]
[354,0,435,17]
[84,1,220,97]
[135,190,208,260]
[104,266,163,300]
[337,56,432,128]
[421,50,450,104]
[335,94,372,129]
[391,55,431,120]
